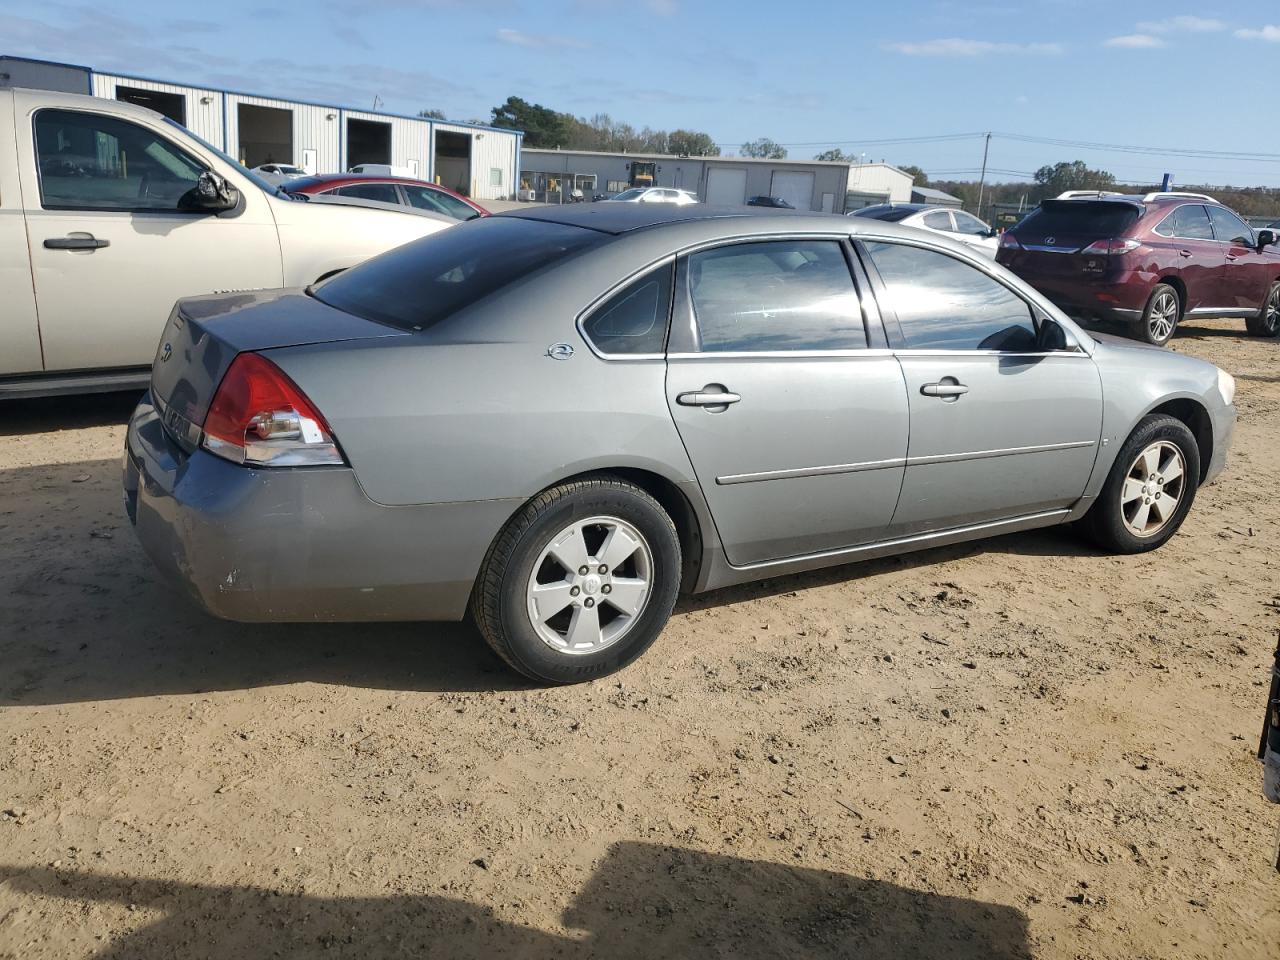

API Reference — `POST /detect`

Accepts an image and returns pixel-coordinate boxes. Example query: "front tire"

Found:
[1246,281,1280,337]
[471,477,681,684]
[1081,414,1199,553]
[1137,284,1180,346]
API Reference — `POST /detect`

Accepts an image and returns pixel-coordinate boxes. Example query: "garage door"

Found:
[705,168,747,206]
[771,171,815,211]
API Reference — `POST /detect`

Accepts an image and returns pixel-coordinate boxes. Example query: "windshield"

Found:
[612,188,645,201]
[311,217,602,331]
[162,117,282,196]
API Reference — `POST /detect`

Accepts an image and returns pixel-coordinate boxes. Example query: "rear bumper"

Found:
[123,393,518,623]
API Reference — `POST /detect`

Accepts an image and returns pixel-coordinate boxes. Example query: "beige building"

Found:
[845,162,915,209]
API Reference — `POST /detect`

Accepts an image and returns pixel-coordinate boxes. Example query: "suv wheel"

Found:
[1246,281,1280,338]
[1138,284,1180,346]
[471,477,682,684]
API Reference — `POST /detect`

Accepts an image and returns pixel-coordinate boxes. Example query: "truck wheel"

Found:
[1246,281,1280,337]
[471,477,681,684]
[1081,414,1199,554]
[1138,284,1180,346]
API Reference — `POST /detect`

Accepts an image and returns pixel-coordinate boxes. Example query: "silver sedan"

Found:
[124,204,1237,683]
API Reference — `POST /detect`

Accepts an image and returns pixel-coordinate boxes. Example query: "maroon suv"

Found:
[996,192,1280,345]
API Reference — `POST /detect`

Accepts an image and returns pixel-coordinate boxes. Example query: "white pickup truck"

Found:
[0,88,452,397]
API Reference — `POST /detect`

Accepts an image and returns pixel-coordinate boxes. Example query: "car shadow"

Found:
[0,452,1103,705]
[0,841,1033,959]
[0,390,142,437]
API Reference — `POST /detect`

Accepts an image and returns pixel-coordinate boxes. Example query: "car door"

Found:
[0,90,42,376]
[665,236,909,566]
[952,210,999,257]
[858,238,1103,536]
[1207,205,1269,312]
[1152,204,1218,312]
[920,209,954,239]
[16,97,282,372]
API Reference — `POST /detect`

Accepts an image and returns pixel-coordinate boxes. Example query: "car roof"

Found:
[287,173,435,189]
[498,202,878,236]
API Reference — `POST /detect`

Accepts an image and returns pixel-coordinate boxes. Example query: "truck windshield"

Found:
[311,217,603,331]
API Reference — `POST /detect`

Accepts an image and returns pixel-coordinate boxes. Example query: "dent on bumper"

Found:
[124,395,519,623]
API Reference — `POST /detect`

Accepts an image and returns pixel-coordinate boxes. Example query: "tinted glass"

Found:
[35,109,205,210]
[582,264,673,355]
[852,206,919,222]
[1014,201,1140,237]
[923,211,953,230]
[402,184,477,221]
[864,241,1037,351]
[313,217,601,331]
[1208,206,1254,244]
[339,183,401,204]
[612,188,645,201]
[688,240,866,352]
[953,212,990,236]
[1160,204,1213,240]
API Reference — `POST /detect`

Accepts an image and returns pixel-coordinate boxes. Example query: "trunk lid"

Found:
[149,289,407,450]
[1001,199,1144,278]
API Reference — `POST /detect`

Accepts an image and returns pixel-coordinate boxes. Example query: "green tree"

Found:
[1033,160,1116,199]
[417,109,446,120]
[667,129,720,157]
[490,96,573,148]
[814,148,851,162]
[740,137,787,159]
[898,164,929,186]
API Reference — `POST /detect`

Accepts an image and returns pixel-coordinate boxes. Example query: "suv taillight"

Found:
[998,232,1021,250]
[1080,238,1141,255]
[202,353,344,467]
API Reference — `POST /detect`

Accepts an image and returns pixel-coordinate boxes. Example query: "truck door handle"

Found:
[921,380,968,400]
[44,235,110,250]
[677,388,741,407]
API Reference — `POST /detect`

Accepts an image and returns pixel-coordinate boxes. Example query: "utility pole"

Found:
[976,132,992,218]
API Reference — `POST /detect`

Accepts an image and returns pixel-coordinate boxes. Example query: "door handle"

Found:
[921,381,969,400]
[1178,249,1193,258]
[1226,254,1240,262]
[44,235,110,250]
[677,389,741,407]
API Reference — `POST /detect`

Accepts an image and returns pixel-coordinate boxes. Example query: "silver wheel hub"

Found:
[526,516,653,655]
[1149,292,1177,342]
[1120,441,1186,538]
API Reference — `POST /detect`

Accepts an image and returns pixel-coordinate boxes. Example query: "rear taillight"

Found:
[202,353,344,467]
[1080,238,1142,255]
[999,232,1021,250]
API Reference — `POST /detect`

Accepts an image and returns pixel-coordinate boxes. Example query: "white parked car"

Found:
[608,186,698,205]
[348,163,413,177]
[850,203,1000,258]
[0,88,453,398]
[252,162,309,185]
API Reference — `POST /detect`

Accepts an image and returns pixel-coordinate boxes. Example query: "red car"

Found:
[282,174,489,222]
[996,191,1280,345]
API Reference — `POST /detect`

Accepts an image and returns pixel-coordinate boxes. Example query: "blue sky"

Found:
[4,0,1279,186]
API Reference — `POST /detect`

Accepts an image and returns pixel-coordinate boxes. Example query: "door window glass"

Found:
[402,184,477,220]
[1159,204,1214,240]
[953,212,991,236]
[337,183,401,204]
[923,210,953,230]
[863,241,1037,351]
[581,264,674,355]
[1207,206,1254,244]
[35,109,205,211]
[687,240,866,352]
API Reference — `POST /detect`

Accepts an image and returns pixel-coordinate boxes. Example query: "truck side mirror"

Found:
[179,172,239,214]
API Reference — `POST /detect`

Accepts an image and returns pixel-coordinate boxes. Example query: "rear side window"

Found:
[312,217,600,331]
[1156,204,1214,240]
[1015,201,1140,237]
[581,264,673,355]
[338,183,401,204]
[923,211,952,230]
[863,241,1037,351]
[687,239,866,352]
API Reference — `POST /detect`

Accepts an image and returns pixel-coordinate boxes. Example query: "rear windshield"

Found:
[853,206,918,222]
[311,217,601,331]
[1014,201,1141,237]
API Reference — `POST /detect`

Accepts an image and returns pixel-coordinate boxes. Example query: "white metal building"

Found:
[1,56,521,201]
[845,163,915,209]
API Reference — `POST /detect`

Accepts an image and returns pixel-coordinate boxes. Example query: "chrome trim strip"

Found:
[728,509,1072,572]
[667,348,1088,360]
[1186,307,1256,318]
[905,439,1095,466]
[718,457,905,485]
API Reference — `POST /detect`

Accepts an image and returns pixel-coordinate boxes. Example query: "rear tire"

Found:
[471,477,681,684]
[1137,284,1180,346]
[1246,281,1280,337]
[1080,414,1199,554]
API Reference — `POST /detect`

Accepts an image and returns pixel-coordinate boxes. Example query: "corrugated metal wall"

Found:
[342,109,429,177]
[91,73,223,146]
[225,93,340,172]
[434,123,517,201]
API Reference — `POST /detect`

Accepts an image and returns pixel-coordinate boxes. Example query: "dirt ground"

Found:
[1,318,1277,959]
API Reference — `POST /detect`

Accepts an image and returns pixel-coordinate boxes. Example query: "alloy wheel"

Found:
[1120,441,1186,538]
[1266,286,1280,334]
[1148,291,1178,343]
[526,516,654,654]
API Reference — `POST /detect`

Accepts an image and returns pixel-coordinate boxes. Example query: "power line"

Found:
[993,132,1280,163]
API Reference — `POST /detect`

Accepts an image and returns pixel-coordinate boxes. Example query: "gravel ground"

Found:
[1,318,1277,959]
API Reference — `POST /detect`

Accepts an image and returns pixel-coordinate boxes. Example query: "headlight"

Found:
[1217,367,1236,406]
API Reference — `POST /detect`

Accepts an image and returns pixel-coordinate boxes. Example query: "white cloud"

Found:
[1236,25,1280,42]
[1137,15,1226,33]
[496,27,589,49]
[1104,34,1165,49]
[885,38,1062,57]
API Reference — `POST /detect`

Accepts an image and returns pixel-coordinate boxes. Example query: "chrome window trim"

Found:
[667,347,1090,361]
[573,254,677,361]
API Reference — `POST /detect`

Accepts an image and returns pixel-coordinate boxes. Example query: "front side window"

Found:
[581,264,673,355]
[338,183,401,204]
[35,109,205,211]
[953,212,991,236]
[1207,206,1254,244]
[687,239,866,352]
[863,241,1037,351]
[402,185,478,221]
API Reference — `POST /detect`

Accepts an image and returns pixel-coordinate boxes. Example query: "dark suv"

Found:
[996,191,1280,345]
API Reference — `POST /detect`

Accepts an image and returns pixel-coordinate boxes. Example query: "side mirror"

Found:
[1257,229,1276,249]
[985,228,999,239]
[178,171,239,214]
[1036,316,1069,352]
